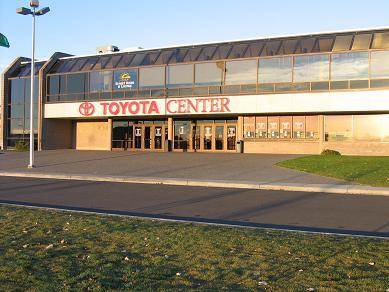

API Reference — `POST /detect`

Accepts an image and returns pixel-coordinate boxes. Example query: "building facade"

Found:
[1,28,389,155]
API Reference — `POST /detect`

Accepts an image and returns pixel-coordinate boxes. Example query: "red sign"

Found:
[79,101,95,116]
[100,100,160,115]
[166,97,230,114]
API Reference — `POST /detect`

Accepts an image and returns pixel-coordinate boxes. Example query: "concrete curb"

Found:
[0,171,388,196]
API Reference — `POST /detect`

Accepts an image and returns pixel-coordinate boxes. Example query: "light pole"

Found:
[17,1,50,168]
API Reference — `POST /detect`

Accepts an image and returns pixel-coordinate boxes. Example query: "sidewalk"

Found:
[0,150,388,196]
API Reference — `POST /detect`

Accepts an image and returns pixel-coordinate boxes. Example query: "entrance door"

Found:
[215,126,224,150]
[203,125,213,150]
[154,126,163,150]
[227,125,236,151]
[134,126,142,149]
[144,126,151,149]
[192,125,201,151]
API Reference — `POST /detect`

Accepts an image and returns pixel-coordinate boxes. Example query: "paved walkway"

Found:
[0,150,341,184]
[2,150,388,195]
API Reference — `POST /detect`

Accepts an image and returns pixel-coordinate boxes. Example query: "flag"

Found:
[0,33,10,48]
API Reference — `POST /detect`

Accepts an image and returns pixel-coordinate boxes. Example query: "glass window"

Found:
[139,66,165,89]
[243,117,255,139]
[267,116,279,139]
[352,34,372,50]
[293,54,329,82]
[195,62,225,86]
[10,79,24,104]
[332,35,353,51]
[372,32,389,49]
[166,64,193,88]
[258,57,292,83]
[10,105,24,119]
[280,116,292,139]
[90,71,112,92]
[331,52,368,80]
[306,116,319,139]
[225,59,257,85]
[371,51,389,78]
[67,73,88,93]
[10,119,24,134]
[353,114,389,142]
[255,117,267,139]
[48,75,59,95]
[325,115,352,141]
[293,116,305,139]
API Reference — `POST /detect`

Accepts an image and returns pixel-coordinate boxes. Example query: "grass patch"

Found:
[276,155,389,187]
[0,205,388,290]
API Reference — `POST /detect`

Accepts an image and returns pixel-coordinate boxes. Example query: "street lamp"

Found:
[17,0,50,168]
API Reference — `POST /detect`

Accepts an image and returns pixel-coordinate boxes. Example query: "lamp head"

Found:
[36,7,50,16]
[30,0,39,8]
[16,7,32,15]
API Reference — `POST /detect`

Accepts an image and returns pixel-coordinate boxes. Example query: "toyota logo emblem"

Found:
[79,102,95,116]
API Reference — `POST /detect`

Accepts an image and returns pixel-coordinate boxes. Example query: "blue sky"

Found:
[1,0,389,74]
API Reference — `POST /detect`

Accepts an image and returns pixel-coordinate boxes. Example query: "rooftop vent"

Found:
[96,45,120,54]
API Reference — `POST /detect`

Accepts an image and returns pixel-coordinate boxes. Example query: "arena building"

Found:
[1,27,389,155]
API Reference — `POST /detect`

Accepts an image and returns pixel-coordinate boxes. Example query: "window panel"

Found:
[372,32,389,49]
[279,39,298,55]
[197,46,217,61]
[10,79,25,104]
[305,116,319,139]
[10,104,24,119]
[261,41,281,56]
[267,116,279,139]
[10,119,24,134]
[258,57,292,83]
[67,73,88,94]
[90,71,113,92]
[129,53,146,67]
[92,56,111,70]
[353,114,389,142]
[225,59,257,85]
[243,42,264,58]
[371,51,389,78]
[213,45,232,60]
[297,38,317,54]
[293,54,329,82]
[325,115,352,141]
[155,50,174,65]
[183,48,202,62]
[318,37,335,52]
[255,117,267,138]
[139,66,165,89]
[168,48,188,64]
[330,52,368,80]
[166,64,193,88]
[332,35,353,51]
[116,54,134,68]
[70,58,88,72]
[280,116,292,139]
[243,116,255,138]
[293,116,305,139]
[80,57,99,71]
[228,44,248,59]
[195,62,225,86]
[352,34,372,50]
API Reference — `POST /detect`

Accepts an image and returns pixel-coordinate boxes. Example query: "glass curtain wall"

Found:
[7,77,38,147]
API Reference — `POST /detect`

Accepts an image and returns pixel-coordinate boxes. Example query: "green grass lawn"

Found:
[0,205,388,290]
[276,155,389,187]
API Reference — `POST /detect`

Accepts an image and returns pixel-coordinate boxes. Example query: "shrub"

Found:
[15,140,29,152]
[321,149,341,156]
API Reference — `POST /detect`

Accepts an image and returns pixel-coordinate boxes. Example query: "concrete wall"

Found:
[42,119,74,150]
[76,120,111,150]
[323,141,389,156]
[244,141,321,154]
